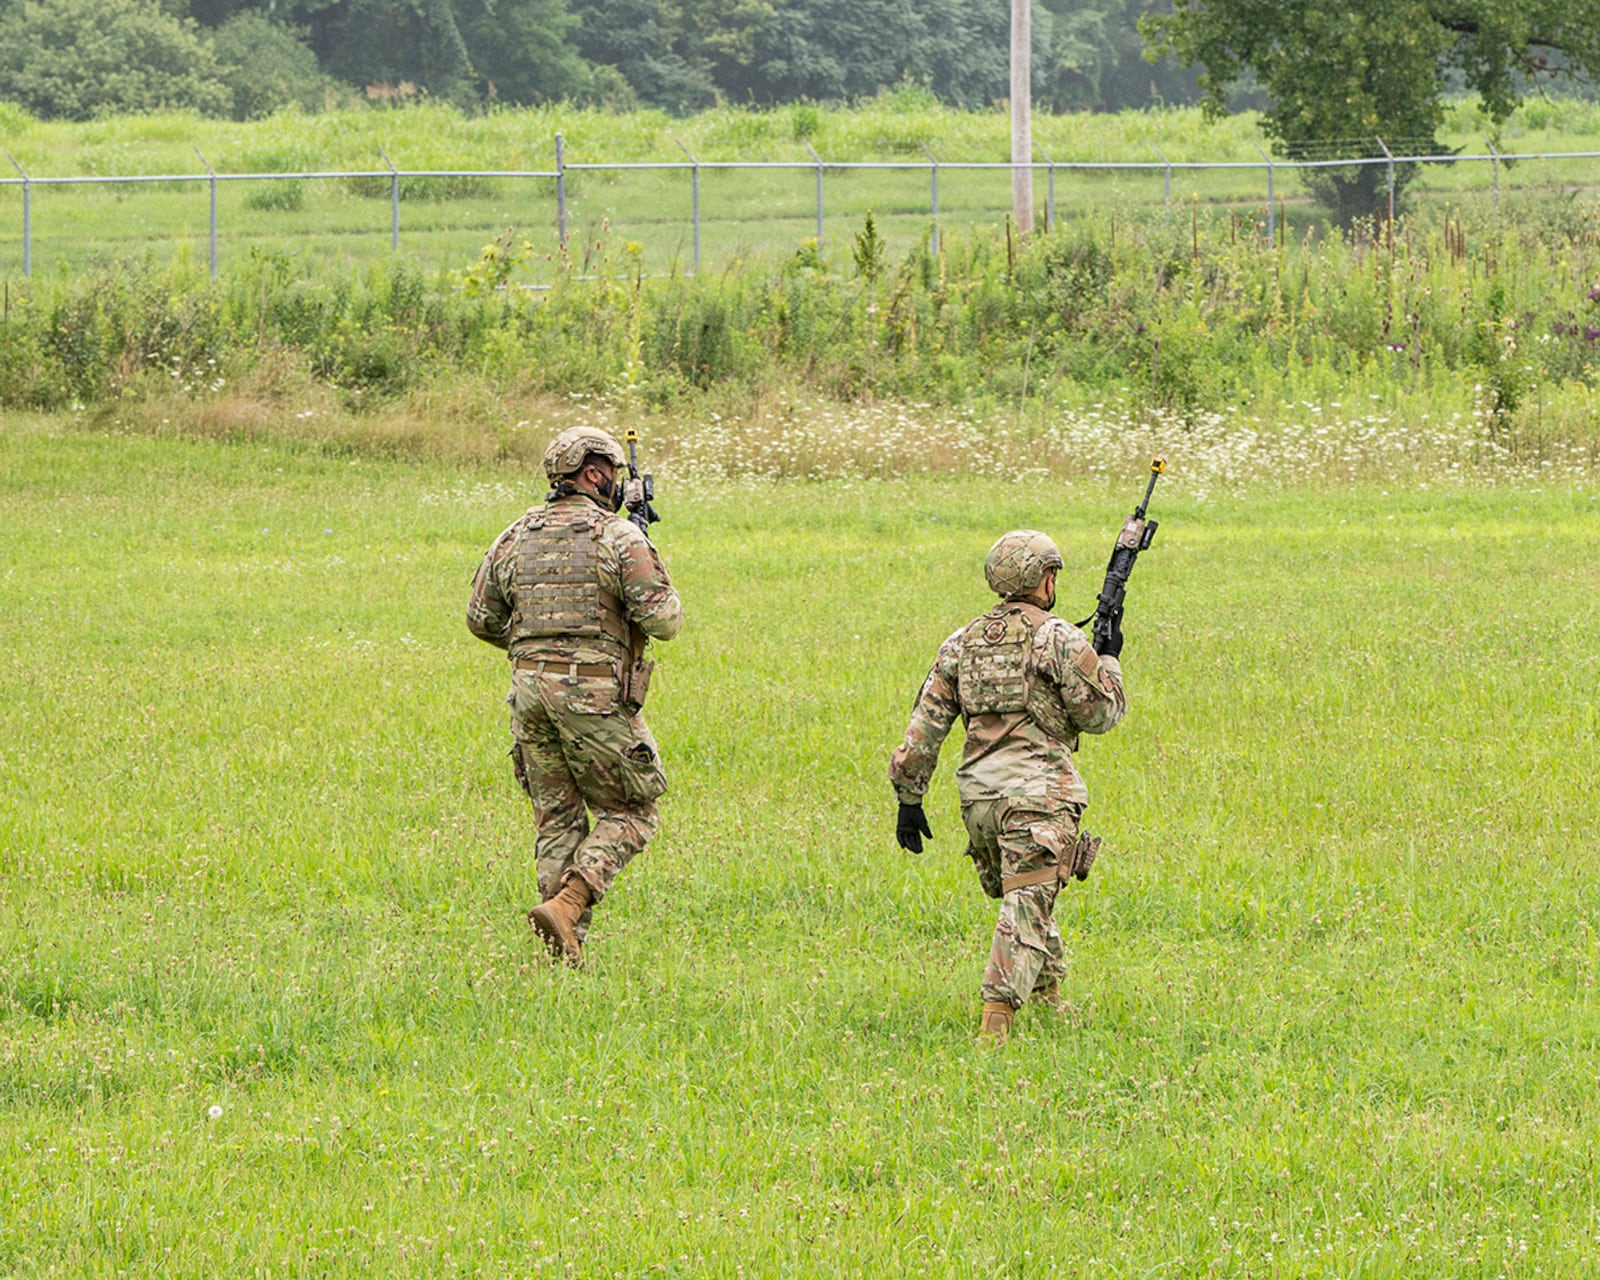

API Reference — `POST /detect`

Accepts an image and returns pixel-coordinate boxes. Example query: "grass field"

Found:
[2,410,1598,1276]
[6,96,1600,278]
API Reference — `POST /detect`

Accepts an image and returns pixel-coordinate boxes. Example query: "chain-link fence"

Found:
[4,135,1599,281]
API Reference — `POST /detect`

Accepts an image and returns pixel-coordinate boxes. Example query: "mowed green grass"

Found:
[2,416,1599,1277]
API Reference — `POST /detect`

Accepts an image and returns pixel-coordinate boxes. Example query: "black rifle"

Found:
[623,427,661,534]
[1081,457,1165,654]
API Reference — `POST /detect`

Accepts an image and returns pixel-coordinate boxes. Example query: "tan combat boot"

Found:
[529,875,592,967]
[978,1001,1015,1045]
[1033,981,1064,1011]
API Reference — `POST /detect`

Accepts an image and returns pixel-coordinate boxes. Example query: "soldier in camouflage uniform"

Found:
[467,427,683,967]
[889,530,1127,1043]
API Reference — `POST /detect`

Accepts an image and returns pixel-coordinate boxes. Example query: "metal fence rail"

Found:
[4,135,1597,280]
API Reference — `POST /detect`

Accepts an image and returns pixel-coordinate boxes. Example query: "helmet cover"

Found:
[984,529,1064,597]
[542,427,627,482]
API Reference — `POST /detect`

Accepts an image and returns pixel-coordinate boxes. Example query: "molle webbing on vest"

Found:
[957,604,1039,716]
[509,510,631,654]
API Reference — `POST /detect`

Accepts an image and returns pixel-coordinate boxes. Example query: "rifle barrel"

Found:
[1134,456,1166,520]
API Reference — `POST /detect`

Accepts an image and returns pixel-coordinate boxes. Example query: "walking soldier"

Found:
[468,427,683,966]
[888,530,1126,1043]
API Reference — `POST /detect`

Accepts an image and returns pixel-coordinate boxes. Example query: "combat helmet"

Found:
[984,529,1063,597]
[542,427,627,482]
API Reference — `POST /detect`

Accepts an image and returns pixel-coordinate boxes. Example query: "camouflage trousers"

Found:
[961,797,1083,1009]
[508,669,668,943]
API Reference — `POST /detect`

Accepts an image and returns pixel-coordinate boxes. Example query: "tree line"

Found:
[0,0,1198,122]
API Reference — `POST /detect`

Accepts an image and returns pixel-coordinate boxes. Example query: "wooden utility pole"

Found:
[1011,0,1033,235]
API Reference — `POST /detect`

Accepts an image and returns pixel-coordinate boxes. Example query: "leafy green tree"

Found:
[572,0,1015,111]
[185,0,285,22]
[288,0,477,99]
[457,0,593,103]
[1144,0,1600,221]
[905,0,1010,106]
[245,0,589,105]
[682,0,777,91]
[0,0,232,119]
[569,0,722,112]
[738,0,1008,106]
[210,12,333,117]
[1036,0,1114,109]
[184,0,593,105]
[1038,0,1199,111]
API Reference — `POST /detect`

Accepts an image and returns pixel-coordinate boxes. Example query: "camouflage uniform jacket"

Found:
[466,492,683,666]
[889,602,1125,809]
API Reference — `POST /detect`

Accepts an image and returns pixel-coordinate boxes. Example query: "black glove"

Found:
[628,509,652,538]
[1096,607,1124,659]
[896,802,932,853]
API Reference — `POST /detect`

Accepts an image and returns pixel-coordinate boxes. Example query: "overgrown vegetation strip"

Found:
[4,187,1599,482]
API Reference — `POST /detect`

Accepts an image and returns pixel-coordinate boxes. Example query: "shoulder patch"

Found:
[1073,644,1100,681]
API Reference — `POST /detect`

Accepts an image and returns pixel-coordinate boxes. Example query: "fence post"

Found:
[555,132,568,249]
[1485,137,1501,212]
[1376,136,1395,233]
[195,148,219,276]
[379,143,400,251]
[920,142,940,256]
[5,149,28,278]
[1153,144,1172,217]
[1035,143,1056,232]
[674,137,701,274]
[1253,144,1275,245]
[805,141,824,250]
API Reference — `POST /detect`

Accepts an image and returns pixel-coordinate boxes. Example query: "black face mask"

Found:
[559,467,623,510]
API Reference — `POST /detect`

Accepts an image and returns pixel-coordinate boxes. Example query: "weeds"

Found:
[3,203,1599,483]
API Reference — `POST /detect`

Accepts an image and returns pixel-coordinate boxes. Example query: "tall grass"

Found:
[3,96,1600,277]
[7,93,1600,171]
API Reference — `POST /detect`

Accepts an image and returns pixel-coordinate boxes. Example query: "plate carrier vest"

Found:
[508,506,633,663]
[957,601,1047,717]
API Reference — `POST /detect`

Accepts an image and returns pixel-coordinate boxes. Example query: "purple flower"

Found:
[1584,326,1600,342]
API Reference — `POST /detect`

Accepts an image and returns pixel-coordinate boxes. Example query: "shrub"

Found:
[0,100,35,134]
[6,194,1600,473]
[0,0,231,121]
[790,105,822,141]
[343,174,505,202]
[243,181,306,212]
[210,14,331,122]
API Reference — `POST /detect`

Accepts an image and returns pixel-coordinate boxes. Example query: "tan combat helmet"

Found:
[542,427,627,482]
[984,529,1064,597]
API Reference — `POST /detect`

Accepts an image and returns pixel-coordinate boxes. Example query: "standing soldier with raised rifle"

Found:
[888,459,1164,1043]
[467,427,681,967]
